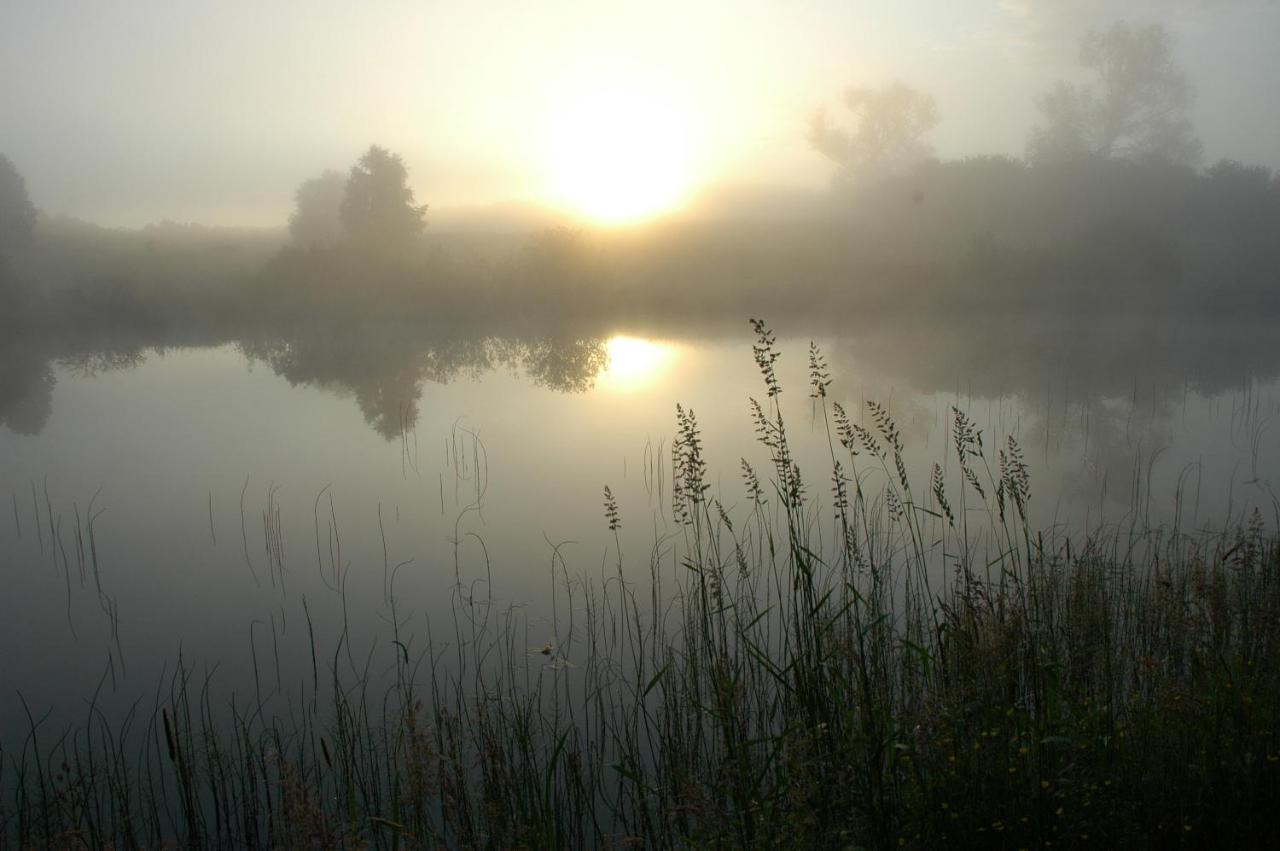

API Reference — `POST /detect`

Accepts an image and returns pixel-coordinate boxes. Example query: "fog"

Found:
[2,1,1278,225]
[3,3,1280,453]
[7,6,1280,846]
[4,6,1280,436]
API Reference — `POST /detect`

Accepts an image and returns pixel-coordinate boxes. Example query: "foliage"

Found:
[0,256,33,323]
[1028,22,1201,166]
[809,81,939,185]
[288,169,346,248]
[4,328,1280,848]
[339,145,428,254]
[8,142,1280,335]
[0,153,37,256]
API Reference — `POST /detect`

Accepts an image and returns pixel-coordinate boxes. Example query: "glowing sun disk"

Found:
[548,85,693,225]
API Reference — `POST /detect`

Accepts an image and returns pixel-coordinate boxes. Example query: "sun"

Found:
[547,81,694,225]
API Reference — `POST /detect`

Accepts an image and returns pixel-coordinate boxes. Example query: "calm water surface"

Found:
[2,315,1278,737]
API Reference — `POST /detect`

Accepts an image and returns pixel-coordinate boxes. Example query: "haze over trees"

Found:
[285,146,429,261]
[0,153,37,257]
[1027,22,1201,166]
[3,20,1279,336]
[0,154,39,322]
[338,145,428,254]
[288,170,346,248]
[808,81,939,185]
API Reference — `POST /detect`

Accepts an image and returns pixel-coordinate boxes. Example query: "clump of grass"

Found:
[3,319,1280,848]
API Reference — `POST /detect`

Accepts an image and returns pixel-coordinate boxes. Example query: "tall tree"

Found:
[809,81,939,185]
[289,170,346,247]
[0,153,37,256]
[339,146,427,253]
[1027,22,1201,166]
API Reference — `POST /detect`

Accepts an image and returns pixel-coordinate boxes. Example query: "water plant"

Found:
[2,320,1279,849]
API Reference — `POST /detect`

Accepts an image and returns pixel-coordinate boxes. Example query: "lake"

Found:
[2,312,1279,740]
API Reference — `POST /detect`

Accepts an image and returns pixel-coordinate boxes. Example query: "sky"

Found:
[2,0,1278,226]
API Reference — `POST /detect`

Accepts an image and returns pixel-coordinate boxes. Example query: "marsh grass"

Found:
[3,320,1280,849]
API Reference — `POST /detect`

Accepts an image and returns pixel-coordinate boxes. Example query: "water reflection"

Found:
[598,336,679,392]
[2,314,1279,443]
[239,326,608,438]
[0,332,158,437]
[0,342,54,435]
[1,312,1277,749]
[830,313,1280,399]
[825,314,1280,507]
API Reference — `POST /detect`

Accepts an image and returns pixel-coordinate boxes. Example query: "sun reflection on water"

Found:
[598,336,678,392]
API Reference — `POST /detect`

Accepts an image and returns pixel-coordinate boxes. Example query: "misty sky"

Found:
[3,0,1278,226]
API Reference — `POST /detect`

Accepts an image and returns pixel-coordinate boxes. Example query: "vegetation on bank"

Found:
[2,324,1278,849]
[3,152,1280,336]
[5,23,1280,333]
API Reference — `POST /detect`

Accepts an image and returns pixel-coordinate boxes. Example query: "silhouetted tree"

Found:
[1027,22,1200,166]
[289,170,346,247]
[0,153,37,256]
[1205,160,1274,198]
[0,257,27,322]
[809,82,939,185]
[339,146,427,253]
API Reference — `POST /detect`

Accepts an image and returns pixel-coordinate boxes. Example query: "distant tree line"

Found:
[3,19,1280,329]
[288,146,427,254]
[798,21,1279,309]
[1027,22,1200,167]
[0,153,38,323]
[811,22,1204,182]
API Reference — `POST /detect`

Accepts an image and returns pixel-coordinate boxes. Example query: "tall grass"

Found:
[3,320,1279,849]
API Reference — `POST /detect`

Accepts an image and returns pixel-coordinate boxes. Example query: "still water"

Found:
[2,314,1278,739]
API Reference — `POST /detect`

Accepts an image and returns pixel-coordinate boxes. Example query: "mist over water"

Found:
[3,317,1278,729]
[2,3,1280,845]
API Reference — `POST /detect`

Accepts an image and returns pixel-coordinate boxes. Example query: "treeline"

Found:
[817,154,1280,311]
[247,21,1280,321]
[6,155,1280,334]
[3,21,1279,329]
[256,163,1280,323]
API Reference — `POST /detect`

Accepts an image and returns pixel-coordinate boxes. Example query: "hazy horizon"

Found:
[4,0,1279,227]
[6,4,1280,846]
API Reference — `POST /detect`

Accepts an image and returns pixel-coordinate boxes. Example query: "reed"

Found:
[3,320,1279,849]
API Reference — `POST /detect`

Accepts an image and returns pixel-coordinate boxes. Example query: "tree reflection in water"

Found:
[239,325,607,439]
[2,314,1279,444]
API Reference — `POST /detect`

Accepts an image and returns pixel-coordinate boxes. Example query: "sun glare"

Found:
[547,82,694,225]
[599,336,677,392]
